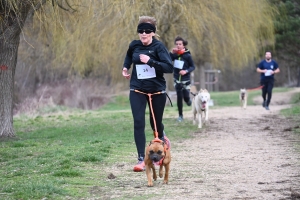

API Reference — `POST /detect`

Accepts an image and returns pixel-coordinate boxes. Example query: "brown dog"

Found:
[144,139,171,187]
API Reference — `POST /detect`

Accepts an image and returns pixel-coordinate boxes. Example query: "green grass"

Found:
[281,105,300,117]
[0,87,299,199]
[280,102,300,136]
[280,88,300,119]
[99,95,130,111]
[1,95,197,199]
[278,88,300,136]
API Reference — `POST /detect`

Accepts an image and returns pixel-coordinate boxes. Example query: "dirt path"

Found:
[99,88,300,200]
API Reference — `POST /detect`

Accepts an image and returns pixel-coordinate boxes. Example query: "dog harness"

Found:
[149,138,169,166]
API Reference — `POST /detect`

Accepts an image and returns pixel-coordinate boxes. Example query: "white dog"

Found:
[239,88,247,109]
[192,89,210,128]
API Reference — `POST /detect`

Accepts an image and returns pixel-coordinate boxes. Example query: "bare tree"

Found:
[0,0,77,137]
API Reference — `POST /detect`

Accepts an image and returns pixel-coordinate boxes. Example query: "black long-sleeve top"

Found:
[123,37,173,92]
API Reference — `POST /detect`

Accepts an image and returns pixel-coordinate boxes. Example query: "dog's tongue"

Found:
[202,103,206,109]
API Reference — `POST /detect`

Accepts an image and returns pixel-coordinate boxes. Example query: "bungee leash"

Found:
[130,89,170,151]
[131,89,162,139]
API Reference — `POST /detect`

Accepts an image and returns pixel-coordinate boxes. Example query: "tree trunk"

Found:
[0,3,32,137]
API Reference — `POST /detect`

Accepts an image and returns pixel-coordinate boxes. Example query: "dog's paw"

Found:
[163,179,168,184]
[159,172,163,178]
[159,167,163,178]
[147,181,154,187]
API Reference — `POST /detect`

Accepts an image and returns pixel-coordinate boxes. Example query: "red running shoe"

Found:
[133,160,145,172]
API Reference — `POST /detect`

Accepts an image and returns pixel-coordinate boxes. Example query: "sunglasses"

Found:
[137,29,153,34]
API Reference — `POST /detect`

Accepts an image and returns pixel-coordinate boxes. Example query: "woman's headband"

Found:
[137,23,156,33]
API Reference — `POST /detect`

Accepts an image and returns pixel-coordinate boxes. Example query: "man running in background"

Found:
[256,51,280,110]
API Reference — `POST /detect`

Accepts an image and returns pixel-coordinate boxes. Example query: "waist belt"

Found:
[130,89,173,107]
[174,80,191,85]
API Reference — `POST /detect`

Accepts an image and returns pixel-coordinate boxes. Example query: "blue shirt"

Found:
[257,60,279,80]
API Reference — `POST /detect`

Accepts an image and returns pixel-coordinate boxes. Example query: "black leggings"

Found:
[176,87,190,116]
[129,91,166,159]
[261,79,274,106]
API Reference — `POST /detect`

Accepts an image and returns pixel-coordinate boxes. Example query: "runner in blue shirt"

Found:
[256,51,280,110]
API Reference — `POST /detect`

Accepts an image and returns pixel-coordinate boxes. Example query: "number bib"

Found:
[174,60,184,69]
[265,70,273,76]
[136,64,156,79]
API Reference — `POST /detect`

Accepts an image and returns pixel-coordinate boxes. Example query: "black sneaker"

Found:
[262,101,266,108]
[177,115,183,122]
[265,106,270,110]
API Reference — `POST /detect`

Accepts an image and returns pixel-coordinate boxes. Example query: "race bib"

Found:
[265,70,273,76]
[174,60,184,69]
[136,64,156,79]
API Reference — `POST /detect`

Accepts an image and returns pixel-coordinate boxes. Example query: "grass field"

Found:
[0,87,299,200]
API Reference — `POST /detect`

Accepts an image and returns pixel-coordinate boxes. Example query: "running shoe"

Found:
[133,160,145,172]
[177,115,183,122]
[265,106,270,110]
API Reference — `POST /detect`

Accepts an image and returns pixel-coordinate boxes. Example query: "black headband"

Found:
[137,23,156,33]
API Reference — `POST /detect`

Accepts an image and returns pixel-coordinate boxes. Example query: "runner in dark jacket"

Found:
[122,16,173,172]
[169,36,195,122]
[123,38,173,92]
